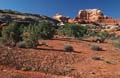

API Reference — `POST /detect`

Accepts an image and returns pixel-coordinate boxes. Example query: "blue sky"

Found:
[0,0,119,18]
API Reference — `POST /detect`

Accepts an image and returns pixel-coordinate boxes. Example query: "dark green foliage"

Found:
[91,45,102,51]
[64,45,74,52]
[22,24,39,48]
[1,20,56,48]
[1,22,21,44]
[57,23,87,38]
[37,20,56,39]
[21,20,56,48]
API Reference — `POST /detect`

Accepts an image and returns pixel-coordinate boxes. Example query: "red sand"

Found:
[0,37,120,78]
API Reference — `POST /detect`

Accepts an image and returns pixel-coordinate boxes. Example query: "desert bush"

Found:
[0,46,81,76]
[1,20,56,48]
[92,56,103,60]
[22,25,39,48]
[91,45,102,51]
[37,20,56,39]
[108,33,120,40]
[104,60,113,64]
[64,45,74,52]
[57,23,87,39]
[87,30,97,37]
[90,31,109,43]
[92,36,106,43]
[1,22,20,45]
[97,31,109,39]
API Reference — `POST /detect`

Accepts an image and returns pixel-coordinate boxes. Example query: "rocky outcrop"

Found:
[75,9,120,25]
[0,9,59,26]
[53,9,120,26]
[77,9,103,22]
[53,13,70,22]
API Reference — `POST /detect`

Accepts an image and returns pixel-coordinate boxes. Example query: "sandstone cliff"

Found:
[53,9,120,25]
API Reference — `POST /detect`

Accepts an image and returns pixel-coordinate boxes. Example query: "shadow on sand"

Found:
[35,48,81,53]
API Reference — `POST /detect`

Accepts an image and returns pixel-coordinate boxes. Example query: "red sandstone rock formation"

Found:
[53,9,120,25]
[53,14,69,22]
[77,9,103,22]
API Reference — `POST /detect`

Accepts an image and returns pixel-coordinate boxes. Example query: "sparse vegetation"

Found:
[22,24,39,48]
[0,9,120,78]
[108,33,120,40]
[0,20,56,48]
[57,23,87,39]
[104,60,113,64]
[0,47,80,76]
[97,31,109,39]
[1,22,21,46]
[64,45,74,52]
[37,20,56,39]
[91,45,102,51]
[92,56,103,60]
[91,31,109,43]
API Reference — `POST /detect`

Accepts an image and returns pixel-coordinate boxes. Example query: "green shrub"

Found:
[97,31,109,39]
[64,45,74,52]
[22,25,39,48]
[1,20,55,48]
[87,30,97,37]
[57,23,87,39]
[1,22,20,44]
[90,31,109,43]
[37,20,56,39]
[91,45,102,51]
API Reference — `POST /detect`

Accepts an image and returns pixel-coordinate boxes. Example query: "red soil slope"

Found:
[0,37,120,78]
